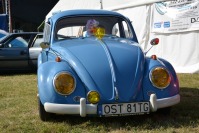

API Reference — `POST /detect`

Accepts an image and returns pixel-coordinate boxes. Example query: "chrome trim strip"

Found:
[99,40,116,83]
[114,87,119,100]
[99,39,118,100]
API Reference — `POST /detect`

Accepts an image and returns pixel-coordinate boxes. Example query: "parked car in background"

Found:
[37,9,180,121]
[0,32,42,70]
[0,29,8,39]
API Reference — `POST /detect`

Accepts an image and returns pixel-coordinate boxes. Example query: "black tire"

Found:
[38,99,52,121]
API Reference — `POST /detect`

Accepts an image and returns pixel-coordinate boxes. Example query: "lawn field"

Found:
[0,72,199,133]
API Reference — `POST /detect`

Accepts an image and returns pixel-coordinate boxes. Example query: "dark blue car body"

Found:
[0,32,42,70]
[37,9,180,121]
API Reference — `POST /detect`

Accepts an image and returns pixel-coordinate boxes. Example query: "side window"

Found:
[0,33,6,39]
[4,35,30,48]
[57,26,81,40]
[10,37,28,47]
[112,23,120,37]
[32,34,43,48]
[122,21,133,39]
[112,21,133,39]
[43,23,51,43]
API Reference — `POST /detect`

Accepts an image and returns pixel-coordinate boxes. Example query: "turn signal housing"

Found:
[150,67,171,89]
[87,91,100,104]
[53,72,76,95]
[151,55,157,60]
[55,56,61,62]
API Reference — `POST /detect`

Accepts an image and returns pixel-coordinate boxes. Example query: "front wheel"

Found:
[38,99,53,121]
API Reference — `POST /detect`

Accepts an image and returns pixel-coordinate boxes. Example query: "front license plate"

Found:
[102,102,150,116]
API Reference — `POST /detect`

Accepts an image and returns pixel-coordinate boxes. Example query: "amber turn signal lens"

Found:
[87,91,100,104]
[55,57,61,62]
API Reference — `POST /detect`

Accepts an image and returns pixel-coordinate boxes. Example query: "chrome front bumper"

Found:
[149,94,180,112]
[44,98,97,117]
[44,94,180,117]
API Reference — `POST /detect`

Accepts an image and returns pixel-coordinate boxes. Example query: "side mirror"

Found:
[40,42,50,49]
[150,38,159,45]
[145,38,159,55]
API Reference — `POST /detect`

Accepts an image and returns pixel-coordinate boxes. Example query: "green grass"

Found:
[0,72,199,133]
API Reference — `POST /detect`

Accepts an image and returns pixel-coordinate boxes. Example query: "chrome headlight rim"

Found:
[53,71,76,95]
[87,91,100,104]
[149,67,171,89]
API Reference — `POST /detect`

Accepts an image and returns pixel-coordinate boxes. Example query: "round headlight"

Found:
[53,72,76,95]
[150,67,171,89]
[87,91,100,104]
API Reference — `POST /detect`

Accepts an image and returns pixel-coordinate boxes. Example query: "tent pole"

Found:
[5,0,12,32]
[8,0,12,33]
[100,0,103,9]
[1,0,5,13]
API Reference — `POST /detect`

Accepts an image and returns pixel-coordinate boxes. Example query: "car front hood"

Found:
[55,37,145,102]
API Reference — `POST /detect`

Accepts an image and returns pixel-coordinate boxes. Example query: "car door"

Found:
[0,34,30,69]
[29,34,43,67]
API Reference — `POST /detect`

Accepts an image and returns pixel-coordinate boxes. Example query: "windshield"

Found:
[0,35,7,41]
[55,16,133,41]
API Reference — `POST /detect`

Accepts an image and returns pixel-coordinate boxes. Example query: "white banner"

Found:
[152,0,199,33]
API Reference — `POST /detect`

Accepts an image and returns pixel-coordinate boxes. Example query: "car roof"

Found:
[0,32,42,43]
[3,32,42,38]
[8,32,42,35]
[49,9,126,22]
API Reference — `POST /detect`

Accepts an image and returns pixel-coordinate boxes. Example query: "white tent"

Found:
[46,0,199,73]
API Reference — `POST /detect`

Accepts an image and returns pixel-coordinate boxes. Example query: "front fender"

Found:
[142,57,179,100]
[37,61,86,104]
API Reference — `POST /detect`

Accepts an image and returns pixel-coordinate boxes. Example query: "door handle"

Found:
[20,50,27,55]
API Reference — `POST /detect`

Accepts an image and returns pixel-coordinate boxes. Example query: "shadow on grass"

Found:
[43,87,199,130]
[0,69,37,76]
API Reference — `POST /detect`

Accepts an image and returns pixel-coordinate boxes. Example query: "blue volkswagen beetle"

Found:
[37,9,180,121]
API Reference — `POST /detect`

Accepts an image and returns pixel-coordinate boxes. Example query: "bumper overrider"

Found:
[44,94,180,117]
